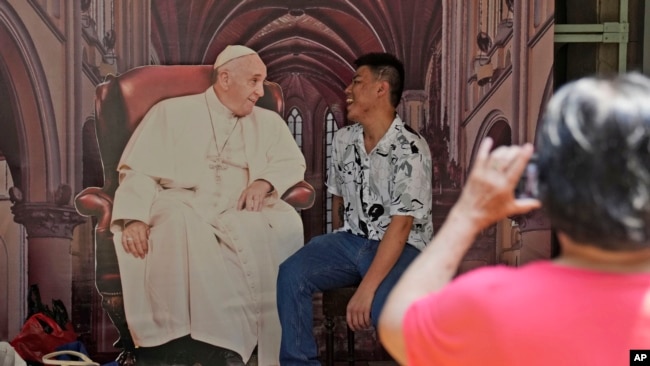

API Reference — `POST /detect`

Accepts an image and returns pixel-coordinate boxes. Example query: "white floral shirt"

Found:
[326,116,434,250]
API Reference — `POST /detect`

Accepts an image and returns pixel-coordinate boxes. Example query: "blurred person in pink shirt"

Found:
[379,73,650,366]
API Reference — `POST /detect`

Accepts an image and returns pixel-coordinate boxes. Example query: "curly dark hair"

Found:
[536,72,650,251]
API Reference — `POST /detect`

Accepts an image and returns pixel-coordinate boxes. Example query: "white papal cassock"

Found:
[110,86,305,366]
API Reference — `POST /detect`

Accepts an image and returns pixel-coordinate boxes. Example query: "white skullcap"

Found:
[213,45,258,69]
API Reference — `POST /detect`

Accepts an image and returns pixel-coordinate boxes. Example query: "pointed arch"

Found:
[323,109,339,233]
[287,107,304,150]
[0,2,60,202]
[470,109,512,167]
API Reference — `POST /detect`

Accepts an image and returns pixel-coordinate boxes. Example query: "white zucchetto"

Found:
[213,45,258,69]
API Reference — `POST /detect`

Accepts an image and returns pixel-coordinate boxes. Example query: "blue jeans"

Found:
[276,231,420,365]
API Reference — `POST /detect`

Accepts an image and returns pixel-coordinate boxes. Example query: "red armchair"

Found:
[74,65,314,365]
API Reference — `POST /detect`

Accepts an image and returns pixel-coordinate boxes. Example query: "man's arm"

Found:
[112,169,159,259]
[332,195,344,230]
[248,112,306,198]
[347,214,413,331]
[378,139,540,364]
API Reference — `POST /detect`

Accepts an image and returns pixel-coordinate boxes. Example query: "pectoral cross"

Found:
[208,155,224,183]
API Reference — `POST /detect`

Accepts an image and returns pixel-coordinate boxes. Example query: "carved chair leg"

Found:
[346,326,355,366]
[324,315,335,366]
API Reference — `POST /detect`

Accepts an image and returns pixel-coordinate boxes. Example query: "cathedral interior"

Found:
[0,0,647,364]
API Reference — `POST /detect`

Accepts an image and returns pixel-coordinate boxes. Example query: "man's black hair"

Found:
[354,53,405,108]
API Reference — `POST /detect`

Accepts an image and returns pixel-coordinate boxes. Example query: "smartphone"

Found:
[515,156,539,199]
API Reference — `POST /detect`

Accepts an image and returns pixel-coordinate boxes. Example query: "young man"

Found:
[111,45,305,365]
[277,52,433,365]
[379,73,650,366]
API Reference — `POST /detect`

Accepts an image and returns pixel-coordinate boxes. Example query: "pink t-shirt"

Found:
[403,261,650,366]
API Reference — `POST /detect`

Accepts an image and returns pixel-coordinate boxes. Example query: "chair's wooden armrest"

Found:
[281,180,316,210]
[74,187,114,232]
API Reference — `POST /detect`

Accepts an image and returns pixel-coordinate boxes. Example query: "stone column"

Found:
[10,185,85,312]
[115,0,151,71]
[399,90,427,133]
